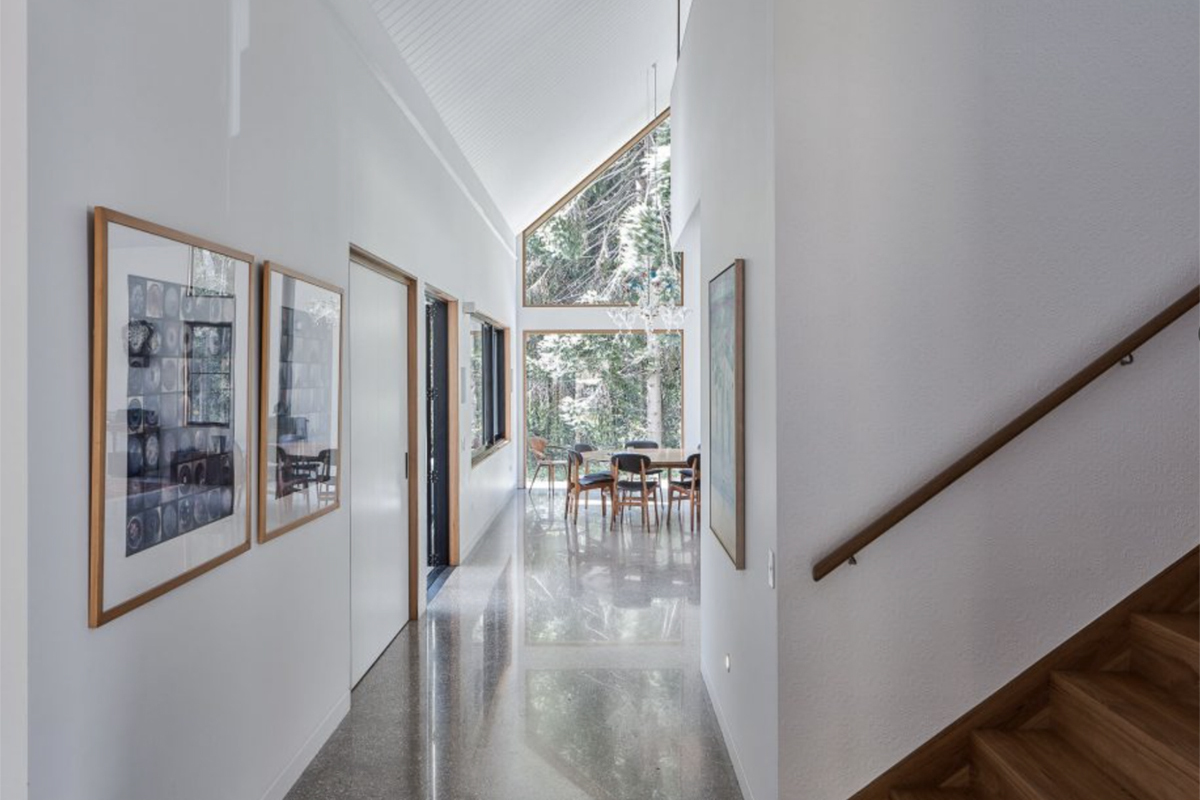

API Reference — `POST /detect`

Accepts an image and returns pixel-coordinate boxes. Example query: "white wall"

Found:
[671,1,779,799]
[0,0,29,797]
[773,2,1199,799]
[27,1,516,799]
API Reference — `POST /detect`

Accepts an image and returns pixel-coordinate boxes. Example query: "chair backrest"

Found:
[528,436,548,459]
[687,453,700,471]
[624,440,658,449]
[611,452,651,478]
[572,443,596,453]
[566,449,583,485]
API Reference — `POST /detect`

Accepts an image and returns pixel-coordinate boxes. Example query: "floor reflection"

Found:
[285,490,742,800]
[526,669,685,800]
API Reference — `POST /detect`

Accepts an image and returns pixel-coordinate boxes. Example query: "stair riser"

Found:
[1131,617,1200,673]
[1132,645,1199,708]
[970,754,1024,800]
[890,791,976,800]
[1052,683,1197,800]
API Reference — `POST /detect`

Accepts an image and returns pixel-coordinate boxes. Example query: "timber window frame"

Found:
[470,314,509,464]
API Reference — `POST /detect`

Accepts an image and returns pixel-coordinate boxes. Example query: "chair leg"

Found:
[573,489,581,524]
[530,463,543,492]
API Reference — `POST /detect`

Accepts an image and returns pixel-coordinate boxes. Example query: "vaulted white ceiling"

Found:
[367,0,677,234]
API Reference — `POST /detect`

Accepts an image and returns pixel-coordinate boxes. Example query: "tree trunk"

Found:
[646,357,663,445]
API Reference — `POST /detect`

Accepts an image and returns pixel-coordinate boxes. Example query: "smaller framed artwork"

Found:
[90,208,253,627]
[258,262,344,543]
[708,259,745,568]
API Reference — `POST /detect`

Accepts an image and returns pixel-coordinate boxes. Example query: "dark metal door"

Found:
[426,296,451,567]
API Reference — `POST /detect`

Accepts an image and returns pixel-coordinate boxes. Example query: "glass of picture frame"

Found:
[90,208,253,627]
[258,262,344,542]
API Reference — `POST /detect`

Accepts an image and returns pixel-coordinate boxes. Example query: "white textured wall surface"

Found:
[672,1,779,799]
[0,0,29,797]
[27,0,515,798]
[773,2,1199,799]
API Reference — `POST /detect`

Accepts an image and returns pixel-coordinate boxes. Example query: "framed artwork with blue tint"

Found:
[258,262,343,544]
[708,259,745,569]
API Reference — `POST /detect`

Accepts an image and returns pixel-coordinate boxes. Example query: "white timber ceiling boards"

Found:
[367,0,677,233]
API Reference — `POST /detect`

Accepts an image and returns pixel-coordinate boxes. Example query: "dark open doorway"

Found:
[425,290,458,601]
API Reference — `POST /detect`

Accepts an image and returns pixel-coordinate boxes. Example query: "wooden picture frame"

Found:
[707,259,745,569]
[258,262,344,543]
[89,208,254,627]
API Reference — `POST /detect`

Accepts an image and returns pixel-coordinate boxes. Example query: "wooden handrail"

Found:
[812,287,1200,582]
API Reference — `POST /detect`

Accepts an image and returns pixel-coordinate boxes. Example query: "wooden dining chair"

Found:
[528,435,568,494]
[611,452,660,530]
[315,448,338,506]
[564,450,614,522]
[624,439,664,507]
[667,453,701,531]
[275,446,315,511]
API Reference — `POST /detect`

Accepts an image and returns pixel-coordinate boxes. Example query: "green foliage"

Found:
[525,333,682,476]
[524,119,681,306]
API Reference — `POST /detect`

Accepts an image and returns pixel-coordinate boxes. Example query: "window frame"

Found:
[520,108,683,309]
[470,313,510,465]
[520,328,687,476]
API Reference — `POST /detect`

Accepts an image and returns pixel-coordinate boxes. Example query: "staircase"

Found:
[892,612,1199,800]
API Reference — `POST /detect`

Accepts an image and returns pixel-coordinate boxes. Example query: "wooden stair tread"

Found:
[972,730,1136,800]
[1132,613,1200,668]
[890,790,975,800]
[1052,671,1199,778]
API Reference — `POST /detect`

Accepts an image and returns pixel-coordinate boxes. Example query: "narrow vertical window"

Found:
[471,315,509,462]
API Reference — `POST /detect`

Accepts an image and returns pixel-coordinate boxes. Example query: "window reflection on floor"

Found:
[523,492,696,645]
[284,489,742,800]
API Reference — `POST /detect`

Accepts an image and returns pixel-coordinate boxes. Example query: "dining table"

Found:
[580,447,696,470]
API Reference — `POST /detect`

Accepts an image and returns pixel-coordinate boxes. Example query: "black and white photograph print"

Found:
[90,208,252,628]
[122,275,237,558]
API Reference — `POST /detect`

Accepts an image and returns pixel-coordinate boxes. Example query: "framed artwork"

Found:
[708,259,745,569]
[258,262,343,543]
[90,208,252,627]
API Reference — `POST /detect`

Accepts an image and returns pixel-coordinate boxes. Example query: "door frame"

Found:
[425,285,460,565]
[348,245,420,620]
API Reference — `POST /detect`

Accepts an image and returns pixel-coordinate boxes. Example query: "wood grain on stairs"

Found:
[848,552,1199,800]
[971,730,1136,800]
[1132,613,1200,669]
[1131,613,1200,710]
[1052,671,1198,800]
[890,790,975,800]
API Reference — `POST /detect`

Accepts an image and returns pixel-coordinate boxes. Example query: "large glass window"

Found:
[470,316,507,459]
[523,115,681,307]
[524,331,682,476]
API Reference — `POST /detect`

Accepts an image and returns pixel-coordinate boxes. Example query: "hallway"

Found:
[286,490,744,800]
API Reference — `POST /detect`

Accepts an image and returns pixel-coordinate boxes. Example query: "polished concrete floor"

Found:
[286,489,743,800]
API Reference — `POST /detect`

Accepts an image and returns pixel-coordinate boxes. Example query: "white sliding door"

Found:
[349,261,410,686]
